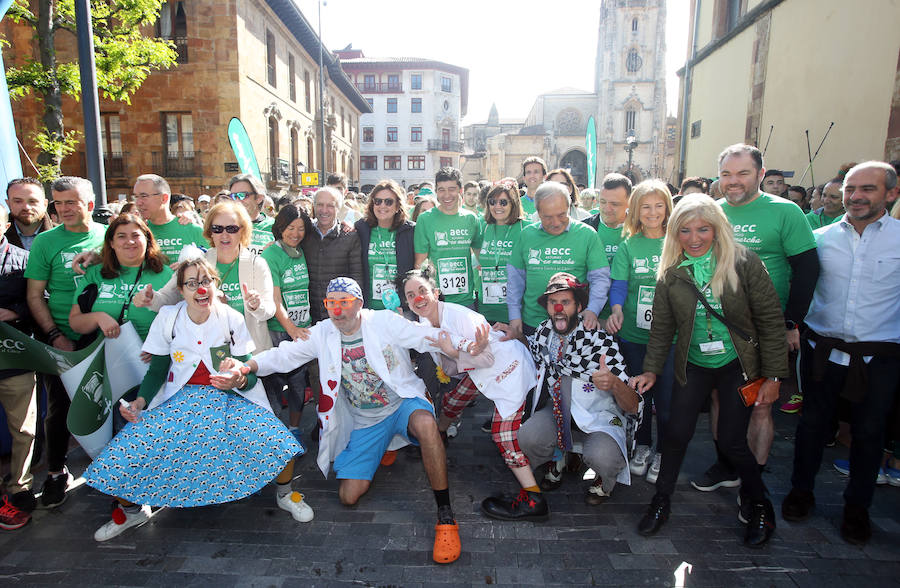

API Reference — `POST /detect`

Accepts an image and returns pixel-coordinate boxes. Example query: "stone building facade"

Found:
[462,0,668,187]
[335,49,469,193]
[2,0,370,201]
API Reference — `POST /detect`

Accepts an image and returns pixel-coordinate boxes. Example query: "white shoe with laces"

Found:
[630,445,652,476]
[94,505,152,542]
[646,452,662,484]
[277,491,314,522]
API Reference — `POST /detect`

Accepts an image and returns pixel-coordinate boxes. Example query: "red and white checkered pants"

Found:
[441,375,530,469]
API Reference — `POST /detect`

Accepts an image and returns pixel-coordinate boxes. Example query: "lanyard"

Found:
[373,227,394,267]
[488,224,513,271]
[117,263,145,323]
[700,282,714,341]
[218,257,239,302]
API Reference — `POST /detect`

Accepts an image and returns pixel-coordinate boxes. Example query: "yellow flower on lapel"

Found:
[435,365,450,384]
[172,351,185,363]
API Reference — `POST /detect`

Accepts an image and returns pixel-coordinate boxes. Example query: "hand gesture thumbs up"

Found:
[591,354,616,391]
[133,284,154,308]
[241,282,260,311]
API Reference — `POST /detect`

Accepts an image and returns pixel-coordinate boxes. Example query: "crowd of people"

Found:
[0,144,898,564]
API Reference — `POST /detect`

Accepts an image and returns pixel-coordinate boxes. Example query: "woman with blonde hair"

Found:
[605,180,675,484]
[631,194,788,547]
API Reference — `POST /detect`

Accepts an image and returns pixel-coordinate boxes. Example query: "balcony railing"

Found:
[427,139,464,152]
[172,36,188,63]
[104,152,127,177]
[152,150,200,177]
[355,82,402,93]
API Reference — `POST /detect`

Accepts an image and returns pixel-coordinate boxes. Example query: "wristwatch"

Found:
[768,377,781,382]
[784,319,799,330]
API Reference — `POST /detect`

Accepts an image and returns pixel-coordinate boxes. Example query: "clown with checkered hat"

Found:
[507,271,643,510]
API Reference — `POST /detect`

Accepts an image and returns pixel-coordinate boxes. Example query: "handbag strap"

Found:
[686,279,758,348]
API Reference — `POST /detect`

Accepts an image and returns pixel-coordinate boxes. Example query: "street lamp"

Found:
[624,129,637,183]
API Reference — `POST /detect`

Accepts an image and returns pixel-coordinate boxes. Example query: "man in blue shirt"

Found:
[781,161,900,546]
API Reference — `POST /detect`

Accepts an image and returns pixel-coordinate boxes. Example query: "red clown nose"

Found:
[333,307,342,316]
[414,295,425,305]
[553,303,564,313]
[197,286,207,296]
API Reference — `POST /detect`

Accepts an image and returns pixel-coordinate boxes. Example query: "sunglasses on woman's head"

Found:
[488,198,510,207]
[210,224,241,234]
[373,197,395,207]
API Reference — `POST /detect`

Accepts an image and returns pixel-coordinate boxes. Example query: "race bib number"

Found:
[636,285,655,330]
[437,257,468,295]
[372,263,397,299]
[282,289,310,326]
[481,267,506,304]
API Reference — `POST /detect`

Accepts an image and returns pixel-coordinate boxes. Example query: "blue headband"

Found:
[326,277,363,300]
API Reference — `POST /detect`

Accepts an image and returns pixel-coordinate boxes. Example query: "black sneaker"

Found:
[480,418,493,433]
[481,489,549,522]
[744,499,776,547]
[638,493,670,536]
[10,490,36,513]
[690,463,741,492]
[40,469,71,508]
[737,492,751,524]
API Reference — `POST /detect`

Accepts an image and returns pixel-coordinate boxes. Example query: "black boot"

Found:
[744,499,776,547]
[840,503,871,545]
[638,493,670,536]
[481,489,549,522]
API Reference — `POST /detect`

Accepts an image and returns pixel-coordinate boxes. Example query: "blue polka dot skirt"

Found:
[84,385,301,507]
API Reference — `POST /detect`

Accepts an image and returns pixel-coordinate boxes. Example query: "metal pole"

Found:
[317,0,327,187]
[677,0,702,184]
[74,0,108,219]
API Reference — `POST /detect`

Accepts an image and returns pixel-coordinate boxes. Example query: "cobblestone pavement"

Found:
[1,401,898,587]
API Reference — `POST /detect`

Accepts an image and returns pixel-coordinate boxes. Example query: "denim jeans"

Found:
[617,336,675,450]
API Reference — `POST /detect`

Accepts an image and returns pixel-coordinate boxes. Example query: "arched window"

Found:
[626,49,642,73]
[341,153,347,174]
[632,18,638,32]
[158,1,188,62]
[268,116,279,180]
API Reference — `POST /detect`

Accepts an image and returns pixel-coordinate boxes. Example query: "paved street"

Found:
[1,401,898,587]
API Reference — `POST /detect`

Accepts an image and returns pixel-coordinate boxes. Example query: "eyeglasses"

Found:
[210,224,241,234]
[488,198,510,207]
[323,297,357,310]
[183,277,214,291]
[133,192,162,200]
[373,197,395,207]
[229,192,255,201]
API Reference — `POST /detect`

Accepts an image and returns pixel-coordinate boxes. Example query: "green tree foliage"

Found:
[4,0,177,181]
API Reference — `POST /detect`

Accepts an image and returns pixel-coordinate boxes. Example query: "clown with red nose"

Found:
[224,275,488,565]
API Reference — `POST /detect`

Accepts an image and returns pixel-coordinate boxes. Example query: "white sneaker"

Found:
[446,420,461,438]
[630,445,652,476]
[646,452,662,484]
[94,505,152,542]
[277,491,314,522]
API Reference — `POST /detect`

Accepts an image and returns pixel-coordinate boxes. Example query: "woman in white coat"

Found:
[399,265,547,522]
[85,257,311,543]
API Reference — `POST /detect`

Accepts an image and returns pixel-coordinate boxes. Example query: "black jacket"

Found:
[354,219,416,307]
[0,237,32,379]
[301,221,363,324]
[4,214,54,250]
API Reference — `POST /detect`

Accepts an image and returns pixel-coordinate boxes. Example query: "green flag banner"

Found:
[586,116,597,190]
[0,321,149,458]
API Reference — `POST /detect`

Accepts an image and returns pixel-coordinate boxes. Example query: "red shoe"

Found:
[0,494,31,530]
[380,450,398,466]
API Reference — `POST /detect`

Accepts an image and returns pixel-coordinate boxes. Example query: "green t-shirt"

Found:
[687,279,738,369]
[806,210,841,230]
[593,220,627,320]
[261,243,311,330]
[248,214,275,255]
[610,233,664,344]
[366,226,398,310]
[719,193,816,309]
[521,195,536,216]
[413,207,483,306]
[216,260,244,314]
[72,264,174,339]
[510,220,608,328]
[478,221,525,323]
[24,223,107,340]
[148,218,207,264]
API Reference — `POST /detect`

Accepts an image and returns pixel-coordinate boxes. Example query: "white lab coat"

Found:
[254,308,466,477]
[141,301,270,412]
[422,302,536,418]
